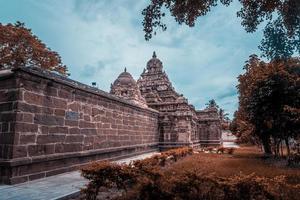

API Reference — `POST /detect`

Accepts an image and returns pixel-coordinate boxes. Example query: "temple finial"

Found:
[152,51,156,58]
[124,67,127,72]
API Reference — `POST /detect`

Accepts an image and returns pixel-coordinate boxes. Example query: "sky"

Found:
[0,0,264,118]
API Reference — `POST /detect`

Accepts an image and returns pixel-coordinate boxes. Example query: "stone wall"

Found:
[0,67,159,184]
[197,108,222,146]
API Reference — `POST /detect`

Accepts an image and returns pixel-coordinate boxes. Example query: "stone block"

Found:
[37,135,65,144]
[63,143,82,152]
[12,122,38,133]
[58,89,72,99]
[17,102,42,113]
[79,121,95,128]
[48,126,68,134]
[24,91,44,105]
[0,102,13,112]
[28,144,55,156]
[67,102,80,112]
[54,109,65,116]
[12,145,27,158]
[65,135,84,143]
[0,113,15,122]
[52,98,67,109]
[0,90,18,103]
[68,128,80,134]
[34,114,64,126]
[80,128,97,135]
[65,120,78,127]
[19,134,36,144]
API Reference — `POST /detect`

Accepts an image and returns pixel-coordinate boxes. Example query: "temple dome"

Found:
[110,68,147,107]
[113,68,136,86]
[146,51,163,72]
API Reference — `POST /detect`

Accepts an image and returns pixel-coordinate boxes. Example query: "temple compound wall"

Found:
[0,67,158,184]
[0,52,221,184]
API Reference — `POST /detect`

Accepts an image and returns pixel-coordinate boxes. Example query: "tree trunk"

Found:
[285,138,290,157]
[280,141,283,157]
[262,137,272,155]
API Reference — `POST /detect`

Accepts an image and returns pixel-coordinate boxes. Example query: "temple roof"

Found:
[146,51,163,72]
[113,68,136,85]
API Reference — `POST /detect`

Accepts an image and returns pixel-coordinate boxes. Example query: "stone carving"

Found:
[113,52,222,149]
[110,68,147,107]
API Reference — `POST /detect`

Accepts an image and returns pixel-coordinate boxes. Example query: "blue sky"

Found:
[0,0,264,118]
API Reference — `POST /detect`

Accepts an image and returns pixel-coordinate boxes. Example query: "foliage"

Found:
[234,55,300,155]
[287,152,300,167]
[142,0,300,60]
[0,22,68,75]
[82,147,300,200]
[206,99,219,109]
[81,147,193,200]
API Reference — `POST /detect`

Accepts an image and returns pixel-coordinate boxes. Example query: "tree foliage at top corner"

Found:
[0,21,68,75]
[142,0,300,60]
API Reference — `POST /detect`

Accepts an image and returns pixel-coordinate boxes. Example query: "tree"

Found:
[236,55,300,155]
[0,22,68,75]
[142,0,300,60]
[219,108,229,121]
[206,99,219,109]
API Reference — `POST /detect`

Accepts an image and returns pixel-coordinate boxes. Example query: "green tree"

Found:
[142,0,300,60]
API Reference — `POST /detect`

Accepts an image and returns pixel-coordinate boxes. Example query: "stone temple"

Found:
[0,52,221,184]
[111,52,221,149]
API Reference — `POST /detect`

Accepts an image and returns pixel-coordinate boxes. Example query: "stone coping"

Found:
[3,67,159,115]
[0,143,158,167]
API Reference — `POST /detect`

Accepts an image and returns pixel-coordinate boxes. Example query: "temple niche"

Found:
[110,68,147,107]
[112,52,222,149]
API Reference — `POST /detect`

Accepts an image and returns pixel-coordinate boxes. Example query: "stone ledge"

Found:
[1,145,159,185]
[0,143,159,167]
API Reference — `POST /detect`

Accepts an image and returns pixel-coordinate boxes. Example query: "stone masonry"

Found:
[137,52,221,149]
[0,67,158,184]
[0,52,221,185]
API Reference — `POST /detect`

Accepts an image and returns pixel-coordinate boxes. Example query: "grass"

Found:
[78,146,300,200]
[165,146,300,184]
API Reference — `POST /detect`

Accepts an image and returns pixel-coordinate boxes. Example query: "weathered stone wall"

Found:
[197,108,222,146]
[0,67,159,184]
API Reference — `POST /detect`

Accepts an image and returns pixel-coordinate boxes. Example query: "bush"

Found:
[81,147,193,200]
[121,173,300,200]
[287,152,300,167]
[81,147,300,200]
[226,147,235,154]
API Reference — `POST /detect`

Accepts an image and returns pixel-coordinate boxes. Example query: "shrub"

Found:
[81,147,194,200]
[287,152,300,167]
[226,147,235,154]
[121,172,300,200]
[217,146,226,154]
[81,161,138,200]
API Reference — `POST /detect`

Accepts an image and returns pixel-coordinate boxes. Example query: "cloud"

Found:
[0,0,264,118]
[80,61,105,78]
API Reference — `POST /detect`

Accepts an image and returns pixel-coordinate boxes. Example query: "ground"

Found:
[168,146,299,181]
[76,145,300,199]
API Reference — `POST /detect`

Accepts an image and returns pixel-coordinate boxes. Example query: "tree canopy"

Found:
[233,55,300,155]
[142,0,300,60]
[206,99,219,108]
[0,22,68,75]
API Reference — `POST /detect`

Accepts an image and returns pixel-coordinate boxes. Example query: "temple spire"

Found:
[152,51,157,58]
[124,67,127,72]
